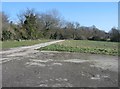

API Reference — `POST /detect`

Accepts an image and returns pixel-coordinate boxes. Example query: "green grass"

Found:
[39,40,118,56]
[1,39,50,49]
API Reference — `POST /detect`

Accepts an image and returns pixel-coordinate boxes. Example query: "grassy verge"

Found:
[1,39,50,49]
[39,40,118,56]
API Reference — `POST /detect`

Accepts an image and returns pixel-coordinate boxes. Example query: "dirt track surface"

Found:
[1,40,64,63]
[1,40,118,87]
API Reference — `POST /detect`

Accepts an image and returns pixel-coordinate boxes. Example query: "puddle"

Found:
[30,60,49,63]
[63,59,89,63]
[52,83,72,87]
[91,75,110,80]
[52,84,61,87]
[91,77,100,80]
[30,59,53,63]
[52,63,62,66]
[39,84,48,87]
[55,78,68,82]
[26,62,46,67]
[91,74,100,80]
[49,79,54,81]
[102,75,109,78]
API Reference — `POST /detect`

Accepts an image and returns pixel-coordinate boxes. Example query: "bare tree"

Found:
[109,27,120,42]
[39,9,61,38]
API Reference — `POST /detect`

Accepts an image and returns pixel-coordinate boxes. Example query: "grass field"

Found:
[1,39,50,49]
[39,40,118,56]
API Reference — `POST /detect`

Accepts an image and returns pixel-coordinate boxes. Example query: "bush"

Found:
[2,30,13,41]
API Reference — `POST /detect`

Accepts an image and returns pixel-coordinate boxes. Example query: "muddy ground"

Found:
[1,40,119,87]
[2,51,118,87]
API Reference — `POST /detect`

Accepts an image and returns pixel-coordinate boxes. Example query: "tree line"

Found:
[1,9,120,42]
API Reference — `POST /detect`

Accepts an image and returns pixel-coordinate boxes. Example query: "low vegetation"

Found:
[39,40,118,56]
[2,39,49,49]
